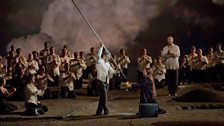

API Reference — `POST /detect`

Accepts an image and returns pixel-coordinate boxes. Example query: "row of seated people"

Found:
[0,42,224,99]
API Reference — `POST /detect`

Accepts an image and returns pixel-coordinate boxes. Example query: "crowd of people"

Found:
[0,35,223,115]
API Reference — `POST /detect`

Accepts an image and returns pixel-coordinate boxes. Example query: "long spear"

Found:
[71,0,126,80]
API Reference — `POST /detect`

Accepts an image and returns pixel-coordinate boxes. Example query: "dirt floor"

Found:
[0,83,224,126]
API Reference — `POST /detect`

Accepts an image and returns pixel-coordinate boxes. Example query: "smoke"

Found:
[7,33,52,57]
[212,0,224,5]
[7,0,170,56]
[40,0,162,52]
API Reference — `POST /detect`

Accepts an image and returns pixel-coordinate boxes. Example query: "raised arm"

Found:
[97,45,104,63]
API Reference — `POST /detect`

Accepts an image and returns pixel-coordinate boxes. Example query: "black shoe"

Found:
[158,109,166,114]
[104,111,110,115]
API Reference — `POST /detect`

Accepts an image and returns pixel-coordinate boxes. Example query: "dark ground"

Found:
[0,83,224,126]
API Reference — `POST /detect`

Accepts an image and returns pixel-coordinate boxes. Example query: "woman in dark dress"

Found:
[125,68,166,115]
[0,77,17,114]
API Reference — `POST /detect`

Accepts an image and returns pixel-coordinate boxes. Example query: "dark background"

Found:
[0,0,224,57]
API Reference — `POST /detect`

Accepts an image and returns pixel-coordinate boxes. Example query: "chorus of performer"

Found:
[0,35,224,115]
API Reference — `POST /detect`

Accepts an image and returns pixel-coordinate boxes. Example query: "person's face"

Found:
[62,49,67,56]
[198,49,203,56]
[167,36,174,45]
[91,48,95,53]
[191,47,196,53]
[120,49,125,55]
[157,58,162,64]
[31,75,35,83]
[11,45,15,51]
[208,48,213,53]
[182,57,187,63]
[65,64,70,71]
[44,42,49,48]
[143,49,147,55]
[217,44,222,51]
[74,53,80,59]
[33,52,38,59]
[40,67,45,74]
[28,54,33,60]
[17,49,21,55]
[50,48,55,54]
[103,55,109,62]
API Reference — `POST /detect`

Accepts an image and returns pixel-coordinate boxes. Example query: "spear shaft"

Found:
[71,0,126,79]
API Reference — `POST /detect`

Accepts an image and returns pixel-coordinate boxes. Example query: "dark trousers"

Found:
[96,79,109,115]
[207,67,218,82]
[74,77,83,89]
[48,76,59,86]
[87,79,98,96]
[166,69,178,95]
[179,68,188,85]
[137,70,144,82]
[60,86,76,98]
[215,64,224,82]
[154,79,166,89]
[121,68,128,82]
[24,102,48,116]
[194,70,208,83]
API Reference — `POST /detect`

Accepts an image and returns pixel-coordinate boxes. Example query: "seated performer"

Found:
[125,68,166,116]
[27,53,39,75]
[24,74,48,116]
[59,63,77,98]
[192,49,208,83]
[36,65,54,99]
[152,57,166,88]
[0,77,17,115]
[70,52,87,89]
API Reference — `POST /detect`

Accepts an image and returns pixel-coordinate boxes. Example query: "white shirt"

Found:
[59,72,75,91]
[206,54,216,68]
[60,56,71,71]
[186,53,198,70]
[214,50,224,65]
[152,64,166,82]
[96,46,116,84]
[47,54,61,76]
[70,59,87,79]
[193,56,208,70]
[137,55,152,72]
[85,53,97,66]
[88,73,96,88]
[117,55,130,70]
[36,73,48,90]
[27,60,39,74]
[24,83,44,105]
[162,44,180,70]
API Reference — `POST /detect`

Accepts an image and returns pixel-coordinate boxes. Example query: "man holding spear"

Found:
[95,43,117,116]
[71,0,127,116]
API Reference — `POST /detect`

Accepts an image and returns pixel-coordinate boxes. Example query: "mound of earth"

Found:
[173,87,224,102]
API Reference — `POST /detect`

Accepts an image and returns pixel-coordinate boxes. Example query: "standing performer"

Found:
[117,48,131,82]
[95,44,116,116]
[161,35,180,96]
[137,48,153,82]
